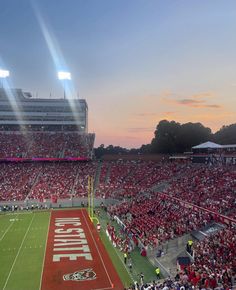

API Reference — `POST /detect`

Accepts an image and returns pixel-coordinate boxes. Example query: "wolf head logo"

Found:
[63,268,96,281]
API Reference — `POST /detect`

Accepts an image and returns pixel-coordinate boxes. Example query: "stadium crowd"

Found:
[0,162,97,201]
[164,164,236,219]
[104,162,236,289]
[0,157,235,289]
[108,194,214,247]
[96,161,180,199]
[0,131,94,158]
[0,163,39,201]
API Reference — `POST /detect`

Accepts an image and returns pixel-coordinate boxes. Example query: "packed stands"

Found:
[191,225,236,289]
[164,164,236,218]
[29,163,77,200]
[0,162,97,201]
[96,160,180,199]
[0,131,94,158]
[0,155,235,288]
[0,163,40,201]
[73,162,98,197]
[108,194,213,247]
[105,162,236,289]
[127,225,236,289]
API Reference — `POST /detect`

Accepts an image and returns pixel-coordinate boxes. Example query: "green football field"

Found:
[0,209,156,290]
[0,211,50,290]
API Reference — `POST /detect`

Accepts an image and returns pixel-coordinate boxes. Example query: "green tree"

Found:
[150,120,212,153]
[214,123,236,144]
[178,122,212,152]
[151,120,181,153]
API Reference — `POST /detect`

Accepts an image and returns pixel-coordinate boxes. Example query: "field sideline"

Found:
[0,209,126,290]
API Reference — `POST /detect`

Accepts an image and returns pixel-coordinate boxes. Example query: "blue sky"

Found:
[0,0,236,147]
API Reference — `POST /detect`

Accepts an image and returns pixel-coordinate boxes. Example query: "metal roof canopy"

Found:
[192,141,222,149]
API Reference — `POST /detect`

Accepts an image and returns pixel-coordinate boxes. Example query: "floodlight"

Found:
[58,71,71,80]
[0,69,10,78]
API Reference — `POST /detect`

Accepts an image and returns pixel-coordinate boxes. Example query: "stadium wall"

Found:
[101,154,167,161]
[0,197,119,209]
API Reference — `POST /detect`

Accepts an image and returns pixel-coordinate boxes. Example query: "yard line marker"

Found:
[0,214,19,241]
[2,214,35,290]
[38,211,51,290]
[82,210,113,289]
[0,223,13,241]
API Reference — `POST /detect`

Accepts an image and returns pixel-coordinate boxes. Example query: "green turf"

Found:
[0,211,50,290]
[130,248,157,283]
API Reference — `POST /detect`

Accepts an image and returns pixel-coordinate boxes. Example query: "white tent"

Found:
[192,141,222,149]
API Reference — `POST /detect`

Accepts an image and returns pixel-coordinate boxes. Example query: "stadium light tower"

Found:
[0,69,10,88]
[57,71,71,99]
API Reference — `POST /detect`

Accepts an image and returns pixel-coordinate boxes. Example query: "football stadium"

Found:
[0,1,236,290]
[0,86,235,290]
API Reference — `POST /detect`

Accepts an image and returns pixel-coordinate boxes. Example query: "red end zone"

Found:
[41,209,123,290]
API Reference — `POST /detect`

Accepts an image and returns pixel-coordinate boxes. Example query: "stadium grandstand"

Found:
[0,88,95,159]
[0,88,235,290]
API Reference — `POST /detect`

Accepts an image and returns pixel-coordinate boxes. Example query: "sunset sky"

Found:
[0,0,235,148]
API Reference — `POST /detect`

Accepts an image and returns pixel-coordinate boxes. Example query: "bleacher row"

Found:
[0,132,94,158]
[0,162,97,201]
[104,162,236,290]
[0,161,235,219]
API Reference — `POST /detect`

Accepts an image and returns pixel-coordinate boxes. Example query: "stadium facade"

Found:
[0,88,88,132]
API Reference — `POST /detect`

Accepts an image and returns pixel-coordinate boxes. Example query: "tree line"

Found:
[94,121,236,157]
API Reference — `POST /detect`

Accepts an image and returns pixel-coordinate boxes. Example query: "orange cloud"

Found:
[177,99,204,105]
[176,99,222,108]
[162,91,222,109]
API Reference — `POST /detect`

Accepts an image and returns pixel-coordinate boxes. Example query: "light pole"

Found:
[57,71,71,99]
[0,69,10,89]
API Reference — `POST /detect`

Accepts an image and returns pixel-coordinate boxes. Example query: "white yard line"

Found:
[2,214,35,290]
[6,211,33,215]
[38,211,51,290]
[82,210,114,289]
[0,221,14,241]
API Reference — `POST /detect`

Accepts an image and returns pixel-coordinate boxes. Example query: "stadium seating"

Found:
[0,157,235,289]
[191,225,236,289]
[96,160,179,199]
[164,164,236,218]
[108,194,213,247]
[0,163,40,201]
[0,132,94,158]
[0,162,97,201]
